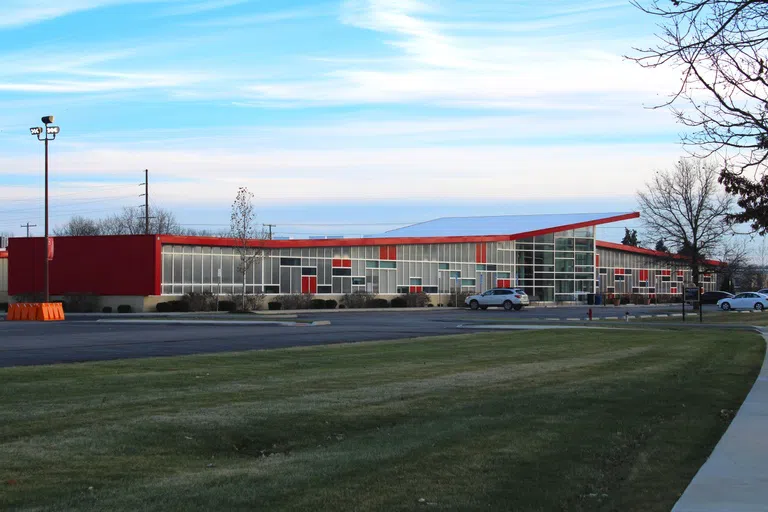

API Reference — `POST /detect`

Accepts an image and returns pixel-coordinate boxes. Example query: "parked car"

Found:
[717,292,768,311]
[700,291,734,305]
[757,289,768,296]
[465,288,529,311]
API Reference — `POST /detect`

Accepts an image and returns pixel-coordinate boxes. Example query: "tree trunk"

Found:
[242,265,246,311]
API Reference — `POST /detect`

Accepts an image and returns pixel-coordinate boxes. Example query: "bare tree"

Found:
[630,1,768,233]
[714,238,751,292]
[100,207,181,235]
[53,216,102,236]
[230,187,265,311]
[638,159,733,285]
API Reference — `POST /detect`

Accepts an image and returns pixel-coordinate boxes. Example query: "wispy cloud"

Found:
[0,0,176,29]
[188,5,330,27]
[157,0,247,16]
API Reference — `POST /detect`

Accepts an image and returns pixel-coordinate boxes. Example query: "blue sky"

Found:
[0,0,687,241]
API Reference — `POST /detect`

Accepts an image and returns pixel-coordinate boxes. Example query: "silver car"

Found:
[465,288,529,311]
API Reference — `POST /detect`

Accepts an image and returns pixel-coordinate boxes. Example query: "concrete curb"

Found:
[672,329,768,512]
[95,319,331,327]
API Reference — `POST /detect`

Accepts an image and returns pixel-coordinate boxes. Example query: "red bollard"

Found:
[588,308,592,321]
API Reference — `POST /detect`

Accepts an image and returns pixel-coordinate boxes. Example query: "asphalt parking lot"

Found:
[0,304,719,367]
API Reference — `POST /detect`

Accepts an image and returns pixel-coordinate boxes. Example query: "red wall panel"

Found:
[8,235,159,296]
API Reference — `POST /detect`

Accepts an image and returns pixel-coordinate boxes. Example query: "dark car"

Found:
[700,291,734,304]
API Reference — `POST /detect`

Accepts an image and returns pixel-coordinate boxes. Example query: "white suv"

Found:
[465,288,529,311]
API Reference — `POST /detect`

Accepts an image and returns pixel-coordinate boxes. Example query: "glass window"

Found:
[280,257,301,266]
[476,264,487,271]
[410,278,422,285]
[301,267,317,276]
[598,267,608,274]
[534,251,554,265]
[556,259,574,272]
[380,261,396,269]
[487,264,497,271]
[555,281,574,293]
[332,268,352,276]
[264,285,279,293]
[317,285,332,294]
[423,286,438,293]
[574,239,593,252]
[397,286,410,294]
[352,277,365,285]
[366,260,379,268]
[439,263,449,270]
[449,271,461,279]
[555,238,574,251]
[497,272,511,279]
[534,233,554,243]
[461,279,476,286]
[516,251,534,265]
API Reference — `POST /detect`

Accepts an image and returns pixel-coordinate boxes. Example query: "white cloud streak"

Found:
[0,0,179,28]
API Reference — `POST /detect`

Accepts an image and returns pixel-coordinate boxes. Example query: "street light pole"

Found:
[30,116,59,303]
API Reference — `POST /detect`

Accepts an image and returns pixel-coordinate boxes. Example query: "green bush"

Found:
[169,300,190,312]
[324,299,338,309]
[342,291,374,309]
[155,302,172,313]
[268,302,282,311]
[446,291,473,307]
[390,297,407,308]
[310,299,326,309]
[117,305,132,313]
[366,298,389,308]
[102,306,113,313]
[218,300,237,312]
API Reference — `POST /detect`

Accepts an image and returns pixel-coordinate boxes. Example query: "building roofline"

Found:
[158,212,641,248]
[596,240,724,267]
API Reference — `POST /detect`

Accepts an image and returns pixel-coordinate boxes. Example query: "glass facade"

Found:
[159,228,718,301]
[160,226,597,301]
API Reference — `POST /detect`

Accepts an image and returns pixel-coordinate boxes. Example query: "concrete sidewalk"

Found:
[673,329,768,512]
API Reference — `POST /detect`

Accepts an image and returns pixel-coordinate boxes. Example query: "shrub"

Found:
[12,293,44,304]
[277,293,314,310]
[181,291,216,312]
[390,297,407,308]
[366,298,389,308]
[170,300,190,312]
[324,299,338,309]
[0,302,8,312]
[620,296,631,305]
[400,291,431,308]
[61,293,99,313]
[446,291,473,307]
[339,304,346,309]
[218,300,237,312]
[117,304,132,313]
[427,303,434,307]
[268,301,282,311]
[227,292,265,312]
[310,298,326,309]
[156,302,172,313]
[102,306,113,313]
[341,291,374,309]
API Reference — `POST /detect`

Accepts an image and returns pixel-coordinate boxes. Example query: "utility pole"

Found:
[20,222,37,237]
[139,169,149,234]
[264,223,276,240]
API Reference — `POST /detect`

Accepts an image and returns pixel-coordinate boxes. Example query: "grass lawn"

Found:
[0,330,763,511]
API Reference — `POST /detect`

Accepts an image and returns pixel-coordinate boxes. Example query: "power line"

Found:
[20,222,36,237]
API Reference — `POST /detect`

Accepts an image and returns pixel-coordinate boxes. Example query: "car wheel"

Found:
[721,302,731,311]
[469,300,479,310]
[480,306,488,310]
[513,304,523,311]
[755,303,764,311]
[503,300,513,311]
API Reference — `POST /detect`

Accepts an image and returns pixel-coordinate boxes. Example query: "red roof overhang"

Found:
[596,240,724,267]
[159,212,641,248]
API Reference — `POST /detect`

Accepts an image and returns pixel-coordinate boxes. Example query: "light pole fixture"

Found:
[30,115,59,303]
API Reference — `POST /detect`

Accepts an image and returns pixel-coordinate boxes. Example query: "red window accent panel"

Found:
[662,269,671,276]
[497,279,511,288]
[301,276,318,294]
[596,254,600,267]
[639,270,649,281]
[677,270,684,277]
[343,259,352,268]
[409,286,422,293]
[332,258,341,267]
[388,246,397,260]
[475,244,482,263]
[671,287,678,294]
[614,268,624,275]
[379,246,388,260]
